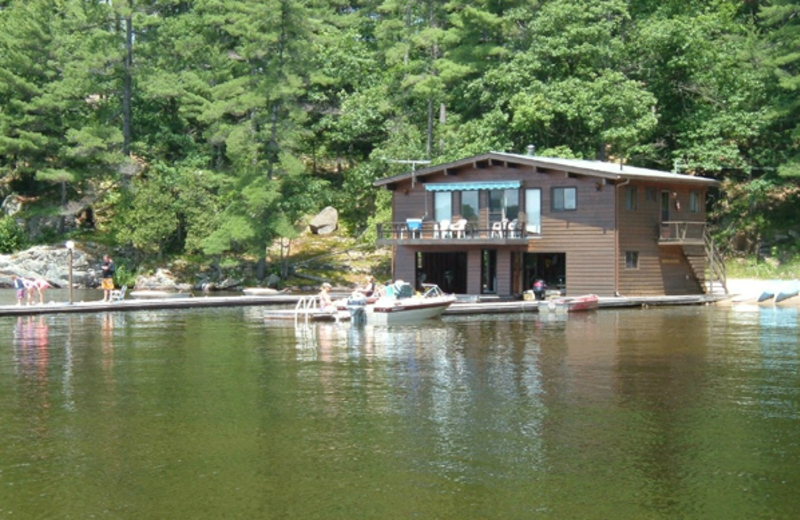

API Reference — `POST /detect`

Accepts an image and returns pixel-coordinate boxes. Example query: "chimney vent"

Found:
[525,144,535,156]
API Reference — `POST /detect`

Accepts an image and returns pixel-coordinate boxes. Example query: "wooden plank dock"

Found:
[0,292,727,319]
[0,294,301,317]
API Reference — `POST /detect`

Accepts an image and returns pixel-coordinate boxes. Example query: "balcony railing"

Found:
[376,220,532,243]
[658,221,706,244]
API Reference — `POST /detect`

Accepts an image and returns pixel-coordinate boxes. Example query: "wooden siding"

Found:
[394,246,416,287]
[386,164,708,297]
[467,250,482,294]
[617,182,707,295]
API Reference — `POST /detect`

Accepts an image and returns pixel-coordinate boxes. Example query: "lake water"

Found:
[1,298,800,519]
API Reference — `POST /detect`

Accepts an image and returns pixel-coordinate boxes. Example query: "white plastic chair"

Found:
[110,285,127,302]
[449,219,468,238]
[436,219,451,238]
[491,219,508,237]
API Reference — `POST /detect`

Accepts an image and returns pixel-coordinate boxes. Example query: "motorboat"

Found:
[346,282,456,325]
[538,294,599,313]
[129,289,192,299]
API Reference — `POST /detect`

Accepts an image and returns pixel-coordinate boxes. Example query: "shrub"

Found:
[0,218,28,254]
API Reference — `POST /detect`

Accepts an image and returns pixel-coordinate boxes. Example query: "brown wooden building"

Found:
[373,152,724,298]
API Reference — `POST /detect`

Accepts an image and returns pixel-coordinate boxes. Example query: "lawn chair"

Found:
[449,218,468,238]
[110,285,127,302]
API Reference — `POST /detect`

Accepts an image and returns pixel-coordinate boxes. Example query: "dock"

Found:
[0,293,728,319]
[0,294,300,317]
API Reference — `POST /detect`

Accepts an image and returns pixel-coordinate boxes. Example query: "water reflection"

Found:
[2,307,800,518]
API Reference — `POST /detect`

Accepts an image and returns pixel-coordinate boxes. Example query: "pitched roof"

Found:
[373,152,719,187]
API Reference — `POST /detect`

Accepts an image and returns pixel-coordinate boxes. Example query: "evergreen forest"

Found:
[2,0,800,273]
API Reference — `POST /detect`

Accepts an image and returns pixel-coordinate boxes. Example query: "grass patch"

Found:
[725,255,800,280]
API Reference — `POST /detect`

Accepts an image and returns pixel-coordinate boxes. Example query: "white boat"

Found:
[347,282,456,325]
[129,290,192,299]
[242,287,284,296]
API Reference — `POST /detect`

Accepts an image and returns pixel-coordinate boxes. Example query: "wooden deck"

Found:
[0,293,727,319]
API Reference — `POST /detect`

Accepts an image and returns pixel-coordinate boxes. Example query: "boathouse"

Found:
[373,152,724,298]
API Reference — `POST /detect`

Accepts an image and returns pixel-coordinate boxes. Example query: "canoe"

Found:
[774,280,800,303]
[757,284,777,303]
[129,290,192,299]
[539,294,599,313]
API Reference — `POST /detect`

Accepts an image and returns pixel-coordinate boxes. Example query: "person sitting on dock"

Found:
[318,282,336,313]
[533,279,547,301]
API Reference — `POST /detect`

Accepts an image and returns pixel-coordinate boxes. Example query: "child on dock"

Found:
[12,275,26,306]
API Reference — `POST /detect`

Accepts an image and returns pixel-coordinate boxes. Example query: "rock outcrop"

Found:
[309,206,338,235]
[0,244,103,288]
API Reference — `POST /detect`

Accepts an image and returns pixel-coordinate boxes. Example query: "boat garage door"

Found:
[416,252,467,294]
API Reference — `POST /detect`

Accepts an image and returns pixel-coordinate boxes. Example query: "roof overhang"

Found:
[373,152,720,189]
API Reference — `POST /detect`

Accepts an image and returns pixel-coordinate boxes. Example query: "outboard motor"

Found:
[346,293,368,325]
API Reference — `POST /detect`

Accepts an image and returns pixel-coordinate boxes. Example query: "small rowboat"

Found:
[539,294,599,313]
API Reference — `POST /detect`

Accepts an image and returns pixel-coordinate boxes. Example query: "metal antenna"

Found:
[387,159,431,188]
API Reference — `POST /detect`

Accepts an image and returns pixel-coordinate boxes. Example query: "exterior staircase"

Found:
[685,228,727,295]
[659,222,727,295]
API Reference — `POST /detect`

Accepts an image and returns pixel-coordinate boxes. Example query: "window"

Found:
[689,191,701,213]
[552,187,577,211]
[625,186,638,211]
[625,251,639,269]
[488,189,520,222]
[461,191,479,222]
[525,189,541,234]
[434,191,452,222]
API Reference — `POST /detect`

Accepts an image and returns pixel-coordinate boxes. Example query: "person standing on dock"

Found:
[101,255,115,302]
[12,275,26,306]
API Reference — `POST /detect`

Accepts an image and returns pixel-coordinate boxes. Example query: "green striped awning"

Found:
[424,181,521,192]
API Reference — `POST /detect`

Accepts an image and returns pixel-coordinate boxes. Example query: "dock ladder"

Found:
[295,295,339,325]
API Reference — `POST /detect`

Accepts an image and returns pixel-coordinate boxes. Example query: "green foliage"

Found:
[112,263,137,288]
[0,217,27,254]
[0,0,798,269]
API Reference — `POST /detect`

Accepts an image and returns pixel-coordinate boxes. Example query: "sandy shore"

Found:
[720,278,800,306]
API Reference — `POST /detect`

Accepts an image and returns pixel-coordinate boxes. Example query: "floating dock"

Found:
[0,294,300,317]
[0,293,728,319]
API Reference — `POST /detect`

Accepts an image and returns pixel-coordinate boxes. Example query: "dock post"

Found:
[66,240,74,305]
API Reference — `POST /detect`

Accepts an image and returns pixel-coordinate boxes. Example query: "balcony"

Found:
[658,221,706,245]
[376,220,532,247]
